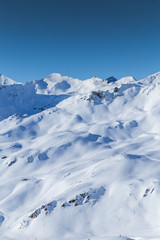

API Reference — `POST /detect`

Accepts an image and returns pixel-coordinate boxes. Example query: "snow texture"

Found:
[0,72,160,239]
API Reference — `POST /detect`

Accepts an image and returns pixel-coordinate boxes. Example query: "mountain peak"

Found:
[0,74,18,86]
[105,76,117,83]
[117,76,136,84]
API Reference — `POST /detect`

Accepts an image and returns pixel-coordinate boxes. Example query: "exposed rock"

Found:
[8,158,17,167]
[29,200,57,219]
[87,91,107,105]
[114,87,119,92]
[61,186,106,207]
[105,76,117,83]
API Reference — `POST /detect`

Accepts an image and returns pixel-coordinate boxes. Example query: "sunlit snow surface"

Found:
[0,72,160,239]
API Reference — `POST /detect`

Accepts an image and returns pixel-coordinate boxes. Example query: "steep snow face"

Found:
[0,72,160,240]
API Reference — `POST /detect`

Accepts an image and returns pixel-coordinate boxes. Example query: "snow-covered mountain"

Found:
[1,72,160,240]
[0,74,18,86]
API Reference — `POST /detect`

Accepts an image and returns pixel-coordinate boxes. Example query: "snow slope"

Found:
[0,72,160,240]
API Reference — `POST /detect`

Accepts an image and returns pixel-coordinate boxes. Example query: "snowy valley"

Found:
[0,72,160,240]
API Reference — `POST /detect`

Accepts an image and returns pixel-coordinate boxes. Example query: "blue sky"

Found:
[0,0,160,82]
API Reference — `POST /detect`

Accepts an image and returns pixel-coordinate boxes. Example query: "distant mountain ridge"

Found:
[0,71,159,121]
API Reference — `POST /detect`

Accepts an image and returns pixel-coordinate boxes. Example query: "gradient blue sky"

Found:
[0,0,160,82]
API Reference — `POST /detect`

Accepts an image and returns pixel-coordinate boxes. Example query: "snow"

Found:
[0,72,160,239]
[0,74,18,86]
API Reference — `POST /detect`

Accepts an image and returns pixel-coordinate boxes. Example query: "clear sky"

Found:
[0,0,160,82]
